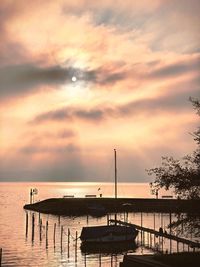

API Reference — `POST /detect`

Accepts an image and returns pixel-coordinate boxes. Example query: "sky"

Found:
[0,0,199,182]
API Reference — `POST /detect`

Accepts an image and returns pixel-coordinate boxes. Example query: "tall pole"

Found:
[114,149,117,199]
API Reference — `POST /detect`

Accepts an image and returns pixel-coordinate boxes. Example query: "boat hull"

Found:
[80,225,138,244]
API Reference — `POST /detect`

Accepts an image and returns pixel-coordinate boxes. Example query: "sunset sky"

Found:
[0,0,199,182]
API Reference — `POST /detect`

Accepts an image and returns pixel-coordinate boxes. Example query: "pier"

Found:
[24,197,200,216]
[110,219,200,251]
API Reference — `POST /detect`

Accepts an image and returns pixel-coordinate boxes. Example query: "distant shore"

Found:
[24,198,200,216]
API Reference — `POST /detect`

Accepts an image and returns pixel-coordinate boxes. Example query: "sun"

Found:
[72,76,77,82]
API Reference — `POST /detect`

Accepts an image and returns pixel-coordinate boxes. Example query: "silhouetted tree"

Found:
[147,98,200,200]
[147,98,200,236]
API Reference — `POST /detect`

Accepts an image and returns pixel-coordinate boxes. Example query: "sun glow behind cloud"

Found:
[0,0,199,182]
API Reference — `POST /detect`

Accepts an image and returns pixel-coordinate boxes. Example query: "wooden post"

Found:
[32,213,35,242]
[67,228,70,258]
[161,213,163,229]
[39,219,42,241]
[153,213,156,247]
[53,223,56,248]
[38,213,40,224]
[99,252,101,267]
[61,225,63,252]
[25,212,28,238]
[30,189,32,204]
[46,221,48,248]
[84,253,87,267]
[0,248,2,267]
[150,233,152,248]
[75,231,78,262]
[107,214,109,225]
[177,241,179,253]
[169,212,172,253]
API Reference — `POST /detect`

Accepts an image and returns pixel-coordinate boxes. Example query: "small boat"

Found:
[80,224,138,244]
[80,149,138,244]
[81,236,137,254]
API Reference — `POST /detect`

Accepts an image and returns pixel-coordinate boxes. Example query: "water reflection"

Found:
[0,183,199,267]
[80,241,137,254]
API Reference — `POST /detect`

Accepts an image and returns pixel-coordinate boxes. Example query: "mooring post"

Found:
[67,228,70,258]
[169,212,172,253]
[188,244,190,252]
[39,219,42,241]
[32,213,35,242]
[87,214,89,225]
[30,189,33,204]
[25,212,28,238]
[0,248,2,267]
[75,231,78,263]
[107,214,109,225]
[58,216,60,225]
[177,241,179,253]
[84,253,87,267]
[61,225,63,252]
[46,221,48,248]
[111,254,113,267]
[99,252,101,267]
[161,213,163,229]
[150,233,152,248]
[38,213,40,225]
[53,223,56,248]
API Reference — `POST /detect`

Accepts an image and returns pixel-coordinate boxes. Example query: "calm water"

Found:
[0,182,197,267]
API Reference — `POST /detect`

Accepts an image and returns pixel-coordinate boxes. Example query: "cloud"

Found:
[148,57,200,80]
[20,143,79,155]
[0,62,127,99]
[0,64,93,98]
[31,86,199,124]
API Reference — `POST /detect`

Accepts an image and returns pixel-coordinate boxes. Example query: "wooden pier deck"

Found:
[109,219,200,249]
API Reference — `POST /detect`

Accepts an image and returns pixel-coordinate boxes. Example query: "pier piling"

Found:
[25,212,28,238]
[0,248,2,267]
[61,225,63,252]
[39,219,42,241]
[53,223,56,248]
[67,228,70,258]
[46,221,48,248]
[31,213,35,242]
[75,231,78,262]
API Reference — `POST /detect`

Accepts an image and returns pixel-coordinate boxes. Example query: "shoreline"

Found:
[24,198,200,216]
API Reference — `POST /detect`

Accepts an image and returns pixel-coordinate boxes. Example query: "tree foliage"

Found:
[147,98,200,200]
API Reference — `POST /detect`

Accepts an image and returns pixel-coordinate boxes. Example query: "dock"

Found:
[110,219,200,250]
[24,197,200,216]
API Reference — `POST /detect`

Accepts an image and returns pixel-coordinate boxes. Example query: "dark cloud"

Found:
[31,86,199,124]
[148,57,200,79]
[32,107,106,124]
[0,64,94,98]
[0,62,126,99]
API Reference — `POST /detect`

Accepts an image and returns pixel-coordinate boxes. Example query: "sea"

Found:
[0,182,198,267]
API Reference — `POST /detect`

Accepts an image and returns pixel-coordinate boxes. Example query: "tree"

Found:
[147,98,200,236]
[147,98,200,200]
